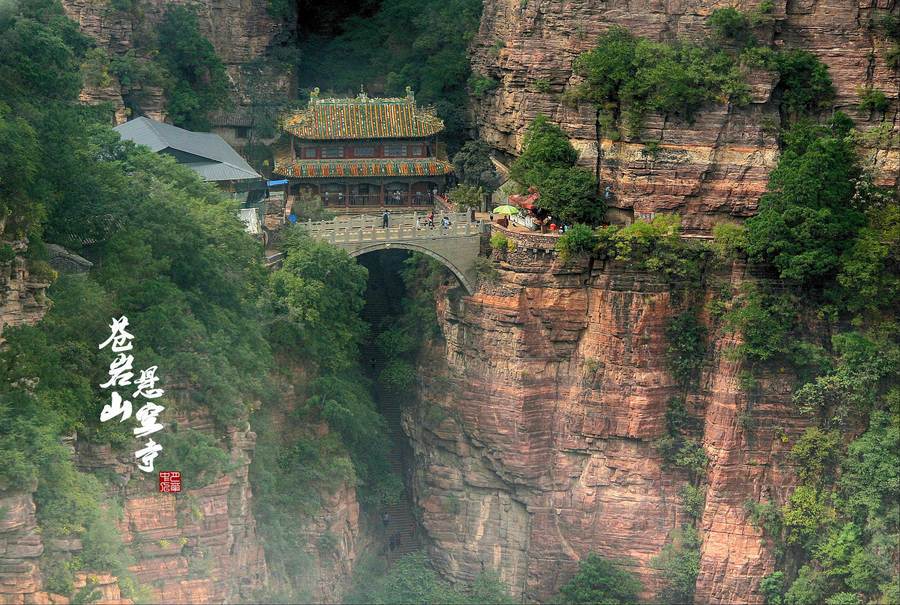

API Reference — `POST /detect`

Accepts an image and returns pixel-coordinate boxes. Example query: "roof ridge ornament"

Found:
[405,86,414,102]
[359,85,368,102]
[309,87,320,105]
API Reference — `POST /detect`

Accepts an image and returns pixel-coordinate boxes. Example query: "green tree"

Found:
[556,224,599,261]
[452,140,499,188]
[156,5,230,130]
[773,50,835,119]
[269,229,369,371]
[707,8,754,47]
[510,116,601,224]
[652,526,701,604]
[746,117,864,286]
[296,0,483,149]
[559,553,642,604]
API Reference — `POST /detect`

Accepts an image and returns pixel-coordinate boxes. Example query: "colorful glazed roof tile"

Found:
[275,158,453,179]
[283,87,444,140]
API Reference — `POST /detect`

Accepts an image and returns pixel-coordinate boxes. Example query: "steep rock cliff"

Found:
[471,0,899,233]
[404,227,812,603]
[61,0,290,124]
[0,240,51,344]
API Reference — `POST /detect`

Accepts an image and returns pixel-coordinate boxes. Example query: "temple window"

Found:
[321,146,344,159]
[383,143,405,157]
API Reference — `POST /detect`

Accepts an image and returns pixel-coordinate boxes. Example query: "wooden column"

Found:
[344,183,349,208]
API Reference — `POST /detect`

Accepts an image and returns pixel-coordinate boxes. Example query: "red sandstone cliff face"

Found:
[0,393,368,605]
[471,0,899,233]
[0,240,51,344]
[0,414,266,605]
[404,229,813,603]
[61,0,290,125]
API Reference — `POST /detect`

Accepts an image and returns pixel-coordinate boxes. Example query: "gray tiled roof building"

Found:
[114,117,261,183]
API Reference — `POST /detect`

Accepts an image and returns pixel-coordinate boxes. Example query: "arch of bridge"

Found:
[348,241,474,294]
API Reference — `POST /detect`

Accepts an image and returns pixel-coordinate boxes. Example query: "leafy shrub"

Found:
[790,427,841,484]
[652,526,701,604]
[760,571,785,605]
[379,359,416,392]
[469,74,498,97]
[509,115,601,224]
[708,8,754,46]
[347,552,466,603]
[555,224,598,261]
[156,6,230,130]
[159,429,233,488]
[534,78,551,93]
[724,287,821,367]
[746,116,863,285]
[26,259,57,282]
[558,553,643,604]
[0,243,15,263]
[490,232,509,250]
[857,87,889,113]
[448,184,484,210]
[680,484,705,520]
[596,215,705,282]
[783,485,834,545]
[710,223,748,261]
[665,311,707,388]
[452,140,499,189]
[571,26,749,137]
[744,500,784,540]
[772,50,835,118]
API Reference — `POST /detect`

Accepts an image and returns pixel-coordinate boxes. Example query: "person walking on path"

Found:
[382,209,390,229]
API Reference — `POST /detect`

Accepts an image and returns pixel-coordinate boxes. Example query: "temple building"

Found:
[275,87,453,209]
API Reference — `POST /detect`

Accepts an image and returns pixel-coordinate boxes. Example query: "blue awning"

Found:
[267,179,288,187]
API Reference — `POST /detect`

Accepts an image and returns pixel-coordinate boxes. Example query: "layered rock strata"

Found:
[404,227,812,603]
[0,240,51,343]
[471,0,899,233]
[61,0,290,125]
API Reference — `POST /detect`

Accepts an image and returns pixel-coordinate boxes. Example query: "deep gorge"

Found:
[0,0,897,603]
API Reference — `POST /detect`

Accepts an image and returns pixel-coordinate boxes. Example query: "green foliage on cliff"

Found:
[746,116,864,286]
[296,0,482,148]
[665,311,707,388]
[570,26,749,138]
[509,115,601,224]
[558,553,642,604]
[555,224,598,261]
[346,552,515,604]
[452,140,499,189]
[652,526,702,604]
[593,215,707,282]
[155,6,230,130]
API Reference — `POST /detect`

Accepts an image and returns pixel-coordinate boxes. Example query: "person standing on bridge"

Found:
[382,209,390,229]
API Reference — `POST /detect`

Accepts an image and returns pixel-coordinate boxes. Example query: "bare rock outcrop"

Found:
[405,229,813,603]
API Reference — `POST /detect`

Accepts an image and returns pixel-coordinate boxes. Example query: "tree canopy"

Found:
[509,115,601,224]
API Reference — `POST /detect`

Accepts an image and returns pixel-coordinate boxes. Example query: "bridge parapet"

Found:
[296,212,486,294]
[298,212,481,245]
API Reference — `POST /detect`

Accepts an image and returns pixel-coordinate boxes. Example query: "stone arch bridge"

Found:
[293,212,486,294]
